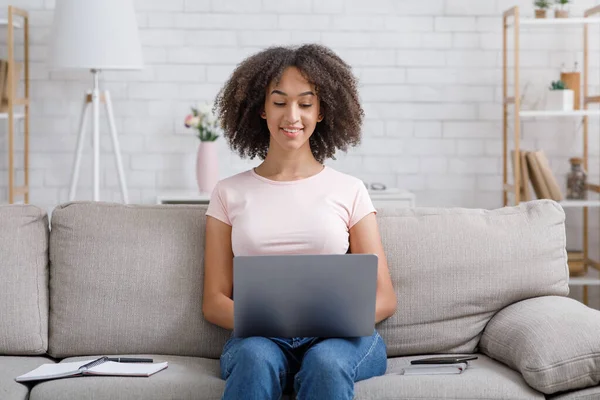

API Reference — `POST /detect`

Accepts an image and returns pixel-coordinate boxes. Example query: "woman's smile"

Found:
[281,126,304,138]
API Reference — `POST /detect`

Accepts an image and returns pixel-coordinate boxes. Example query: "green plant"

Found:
[534,0,551,9]
[550,80,566,90]
[184,103,220,142]
[555,0,570,9]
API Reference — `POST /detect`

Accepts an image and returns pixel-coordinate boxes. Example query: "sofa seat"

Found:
[547,386,600,399]
[29,355,225,400]
[1,356,56,400]
[354,354,546,400]
[25,353,548,400]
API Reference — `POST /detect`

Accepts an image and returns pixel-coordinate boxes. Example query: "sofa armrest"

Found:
[480,295,600,395]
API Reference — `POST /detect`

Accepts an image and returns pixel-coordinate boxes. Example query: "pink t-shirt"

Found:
[205,166,376,256]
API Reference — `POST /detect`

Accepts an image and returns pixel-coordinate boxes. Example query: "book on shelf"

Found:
[521,149,564,201]
[534,150,564,201]
[526,151,552,200]
[511,150,533,201]
[399,362,469,375]
[0,59,21,112]
[15,357,168,383]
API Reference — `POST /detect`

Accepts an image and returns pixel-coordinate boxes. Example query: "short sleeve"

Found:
[348,181,377,229]
[205,182,232,226]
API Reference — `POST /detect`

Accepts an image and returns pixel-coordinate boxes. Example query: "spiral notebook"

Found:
[15,357,168,382]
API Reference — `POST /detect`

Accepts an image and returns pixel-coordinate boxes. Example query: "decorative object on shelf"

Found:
[561,62,580,109]
[566,157,587,200]
[48,0,144,204]
[534,0,551,18]
[567,249,585,277]
[185,103,221,194]
[554,0,570,18]
[546,80,574,111]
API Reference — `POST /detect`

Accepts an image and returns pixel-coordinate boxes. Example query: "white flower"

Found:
[197,102,216,125]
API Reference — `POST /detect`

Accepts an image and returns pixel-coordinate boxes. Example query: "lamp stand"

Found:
[69,69,128,203]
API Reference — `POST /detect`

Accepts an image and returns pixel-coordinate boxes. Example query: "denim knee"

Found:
[221,337,287,380]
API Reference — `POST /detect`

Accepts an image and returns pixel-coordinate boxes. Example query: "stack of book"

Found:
[511,149,563,201]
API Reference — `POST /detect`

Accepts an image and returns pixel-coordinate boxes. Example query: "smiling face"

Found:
[261,66,323,156]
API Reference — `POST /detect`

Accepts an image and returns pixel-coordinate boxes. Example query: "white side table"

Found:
[156,190,416,208]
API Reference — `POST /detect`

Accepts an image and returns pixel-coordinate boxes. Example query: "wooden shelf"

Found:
[518,109,600,118]
[0,18,21,28]
[4,6,29,205]
[569,277,600,286]
[507,17,600,27]
[503,5,600,306]
[0,112,25,120]
[559,200,600,208]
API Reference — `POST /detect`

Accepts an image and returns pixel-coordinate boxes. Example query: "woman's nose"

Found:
[285,104,300,124]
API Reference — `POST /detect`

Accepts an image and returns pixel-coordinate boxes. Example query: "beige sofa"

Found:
[1,200,600,400]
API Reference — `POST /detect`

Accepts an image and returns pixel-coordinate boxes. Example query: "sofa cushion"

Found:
[375,200,569,356]
[0,205,49,355]
[480,296,600,395]
[27,354,544,400]
[355,354,545,399]
[29,355,224,400]
[48,202,230,359]
[0,356,56,400]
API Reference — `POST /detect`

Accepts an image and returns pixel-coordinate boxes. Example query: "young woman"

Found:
[202,43,397,400]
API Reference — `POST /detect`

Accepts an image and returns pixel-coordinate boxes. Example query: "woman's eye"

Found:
[300,104,312,108]
[274,102,285,106]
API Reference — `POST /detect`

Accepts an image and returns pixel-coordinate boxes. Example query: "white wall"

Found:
[0,0,599,304]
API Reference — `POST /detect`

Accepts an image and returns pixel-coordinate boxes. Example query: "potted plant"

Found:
[534,0,551,18]
[546,80,574,111]
[184,103,221,194]
[555,0,570,18]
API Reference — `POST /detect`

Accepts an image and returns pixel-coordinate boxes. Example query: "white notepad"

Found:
[15,358,168,382]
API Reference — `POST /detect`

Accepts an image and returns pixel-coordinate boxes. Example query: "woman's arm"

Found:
[202,215,235,330]
[349,212,397,324]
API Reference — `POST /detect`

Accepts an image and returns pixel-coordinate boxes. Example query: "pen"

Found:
[106,357,153,363]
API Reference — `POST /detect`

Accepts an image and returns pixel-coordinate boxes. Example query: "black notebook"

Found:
[16,357,168,382]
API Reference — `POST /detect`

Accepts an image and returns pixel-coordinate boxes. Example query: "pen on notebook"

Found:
[106,357,153,363]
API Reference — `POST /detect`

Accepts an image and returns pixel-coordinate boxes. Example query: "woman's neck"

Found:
[255,147,323,181]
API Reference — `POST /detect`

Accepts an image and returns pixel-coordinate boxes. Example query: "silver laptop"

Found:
[233,254,378,338]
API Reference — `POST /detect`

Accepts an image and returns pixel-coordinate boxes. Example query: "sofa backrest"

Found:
[48,201,229,359]
[376,199,569,356]
[47,199,569,359]
[0,204,49,355]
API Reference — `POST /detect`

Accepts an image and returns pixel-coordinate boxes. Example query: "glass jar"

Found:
[566,157,587,200]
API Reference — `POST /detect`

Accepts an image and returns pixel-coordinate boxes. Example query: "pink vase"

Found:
[196,141,219,194]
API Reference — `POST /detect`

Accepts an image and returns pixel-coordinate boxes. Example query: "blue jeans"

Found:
[220,330,387,400]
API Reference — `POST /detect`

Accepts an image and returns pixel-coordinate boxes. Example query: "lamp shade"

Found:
[48,0,144,70]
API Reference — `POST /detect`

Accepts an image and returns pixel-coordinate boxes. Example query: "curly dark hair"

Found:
[214,44,364,163]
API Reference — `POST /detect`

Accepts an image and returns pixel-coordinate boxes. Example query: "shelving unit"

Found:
[503,5,600,305]
[3,6,29,204]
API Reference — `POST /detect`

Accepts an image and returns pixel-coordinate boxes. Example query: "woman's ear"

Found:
[317,114,324,122]
[260,110,266,119]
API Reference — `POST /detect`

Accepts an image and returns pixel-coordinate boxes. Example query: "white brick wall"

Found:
[1,0,600,305]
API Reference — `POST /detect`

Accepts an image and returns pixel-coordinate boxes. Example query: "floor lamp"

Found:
[48,0,143,203]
